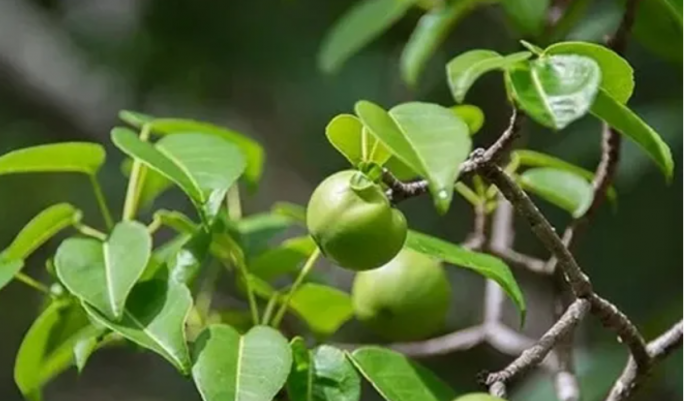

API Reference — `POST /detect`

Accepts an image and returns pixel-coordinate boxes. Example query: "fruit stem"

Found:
[270,246,321,327]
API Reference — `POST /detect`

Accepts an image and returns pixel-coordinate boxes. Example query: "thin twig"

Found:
[385,108,524,203]
[606,0,641,54]
[606,320,683,401]
[552,254,581,401]
[463,201,487,250]
[483,199,512,324]
[485,299,590,392]
[390,326,487,356]
[489,248,549,274]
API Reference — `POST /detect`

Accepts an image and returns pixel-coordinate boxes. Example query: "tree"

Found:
[0,0,681,400]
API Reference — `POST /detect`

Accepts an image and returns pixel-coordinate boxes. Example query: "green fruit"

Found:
[306,170,407,271]
[453,393,507,401]
[352,249,451,341]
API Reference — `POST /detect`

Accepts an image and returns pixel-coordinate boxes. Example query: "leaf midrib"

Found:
[529,61,556,127]
[235,335,244,400]
[386,111,428,178]
[123,310,182,368]
[102,241,117,318]
[155,145,206,203]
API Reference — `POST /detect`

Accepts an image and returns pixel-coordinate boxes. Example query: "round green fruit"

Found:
[306,170,407,271]
[352,248,451,341]
[453,393,507,401]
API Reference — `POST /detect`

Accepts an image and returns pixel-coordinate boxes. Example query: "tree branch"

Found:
[389,326,486,357]
[606,320,683,401]
[480,164,594,298]
[481,165,651,366]
[484,299,591,394]
[544,3,642,397]
[588,294,650,371]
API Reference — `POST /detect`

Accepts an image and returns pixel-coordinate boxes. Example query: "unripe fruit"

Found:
[352,249,451,341]
[306,170,407,271]
[453,393,507,401]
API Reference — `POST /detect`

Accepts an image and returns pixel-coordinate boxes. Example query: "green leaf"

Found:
[383,157,419,180]
[83,280,193,374]
[119,110,154,128]
[150,119,264,187]
[318,0,417,73]
[14,301,97,401]
[191,325,292,401]
[325,114,391,167]
[349,347,456,401]
[287,338,361,401]
[446,50,532,103]
[0,258,24,291]
[0,142,105,176]
[154,209,198,234]
[633,0,683,63]
[590,90,674,180]
[73,329,105,373]
[355,101,471,213]
[507,54,601,129]
[272,202,307,224]
[520,40,544,55]
[1,203,81,261]
[400,0,482,86]
[248,273,279,299]
[140,233,193,282]
[519,168,594,217]
[156,134,247,220]
[450,105,484,135]
[112,129,246,220]
[544,41,634,104]
[112,127,204,201]
[289,283,354,338]
[250,236,317,281]
[55,221,152,321]
[210,232,242,263]
[405,230,525,322]
[512,150,616,202]
[499,0,550,36]
[167,228,211,285]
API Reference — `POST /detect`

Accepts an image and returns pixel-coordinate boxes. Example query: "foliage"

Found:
[0,1,680,400]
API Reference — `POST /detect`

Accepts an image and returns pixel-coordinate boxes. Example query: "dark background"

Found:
[0,0,681,400]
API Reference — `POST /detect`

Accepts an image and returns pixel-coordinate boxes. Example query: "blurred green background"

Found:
[0,0,681,400]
